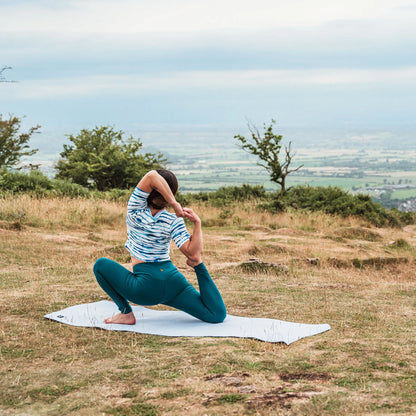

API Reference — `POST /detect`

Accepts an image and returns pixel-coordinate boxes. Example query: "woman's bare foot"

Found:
[104,312,136,325]
[187,258,202,268]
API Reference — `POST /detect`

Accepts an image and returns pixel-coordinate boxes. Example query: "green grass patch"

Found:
[204,393,246,406]
[28,382,88,403]
[388,238,414,251]
[0,346,34,358]
[208,364,230,374]
[105,402,160,416]
[160,388,192,400]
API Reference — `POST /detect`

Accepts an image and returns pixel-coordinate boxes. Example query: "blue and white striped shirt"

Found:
[125,187,190,262]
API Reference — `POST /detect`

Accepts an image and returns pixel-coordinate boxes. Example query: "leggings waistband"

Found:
[132,260,174,273]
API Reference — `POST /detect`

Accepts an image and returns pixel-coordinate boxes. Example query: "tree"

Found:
[235,119,303,192]
[55,126,167,191]
[0,114,40,169]
[0,66,17,83]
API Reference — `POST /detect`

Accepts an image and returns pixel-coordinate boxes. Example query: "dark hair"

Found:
[147,169,178,210]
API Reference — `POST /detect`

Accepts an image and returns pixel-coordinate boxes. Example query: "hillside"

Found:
[0,195,415,415]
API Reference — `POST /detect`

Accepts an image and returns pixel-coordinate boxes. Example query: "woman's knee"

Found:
[93,257,111,275]
[206,306,227,324]
[215,308,227,323]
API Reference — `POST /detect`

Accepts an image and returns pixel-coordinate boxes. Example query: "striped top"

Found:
[125,187,190,262]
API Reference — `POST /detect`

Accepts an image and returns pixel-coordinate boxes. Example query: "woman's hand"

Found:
[183,208,201,224]
[171,201,184,218]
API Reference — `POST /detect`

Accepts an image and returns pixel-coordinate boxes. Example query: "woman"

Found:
[93,169,226,325]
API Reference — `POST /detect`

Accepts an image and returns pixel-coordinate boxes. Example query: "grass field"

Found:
[1,195,415,415]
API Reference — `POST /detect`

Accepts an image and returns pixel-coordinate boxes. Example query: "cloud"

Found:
[1,0,414,34]
[1,0,415,79]
[2,17,415,82]
[1,0,415,130]
[4,67,416,100]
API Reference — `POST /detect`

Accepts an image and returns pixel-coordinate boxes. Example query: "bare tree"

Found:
[0,66,18,83]
[0,114,40,169]
[235,119,303,192]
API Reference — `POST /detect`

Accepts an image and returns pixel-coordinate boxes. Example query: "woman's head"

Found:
[147,169,178,210]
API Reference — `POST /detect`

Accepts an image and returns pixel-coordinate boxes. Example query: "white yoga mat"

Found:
[44,300,330,345]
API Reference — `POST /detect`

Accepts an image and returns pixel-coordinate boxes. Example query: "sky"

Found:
[1,0,416,145]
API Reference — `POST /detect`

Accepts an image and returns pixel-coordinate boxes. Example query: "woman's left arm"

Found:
[137,170,184,217]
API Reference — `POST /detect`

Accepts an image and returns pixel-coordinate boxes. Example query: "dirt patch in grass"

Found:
[279,372,332,383]
[0,220,24,230]
[245,386,323,411]
[204,372,251,386]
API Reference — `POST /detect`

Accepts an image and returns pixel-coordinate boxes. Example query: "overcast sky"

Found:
[1,0,416,137]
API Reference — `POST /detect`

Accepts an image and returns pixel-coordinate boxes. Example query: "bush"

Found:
[0,169,89,197]
[50,179,90,198]
[0,169,49,193]
[184,184,267,207]
[260,185,415,227]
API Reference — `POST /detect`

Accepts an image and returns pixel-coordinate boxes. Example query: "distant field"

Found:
[166,140,416,201]
[390,188,416,199]
[33,128,416,201]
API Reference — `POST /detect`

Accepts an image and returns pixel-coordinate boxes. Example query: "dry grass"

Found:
[0,194,125,230]
[1,195,415,415]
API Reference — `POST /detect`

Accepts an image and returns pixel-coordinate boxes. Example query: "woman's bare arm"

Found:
[180,208,203,262]
[137,170,184,217]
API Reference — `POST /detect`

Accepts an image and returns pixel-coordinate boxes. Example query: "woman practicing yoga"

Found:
[93,169,226,325]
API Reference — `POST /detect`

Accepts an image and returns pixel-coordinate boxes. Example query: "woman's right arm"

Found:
[180,208,203,262]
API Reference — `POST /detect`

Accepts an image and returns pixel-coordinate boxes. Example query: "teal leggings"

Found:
[93,258,226,323]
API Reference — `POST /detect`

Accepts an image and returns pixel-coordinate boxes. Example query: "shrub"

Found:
[0,169,50,193]
[0,169,89,197]
[260,186,415,227]
[50,179,90,198]
[185,184,267,207]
